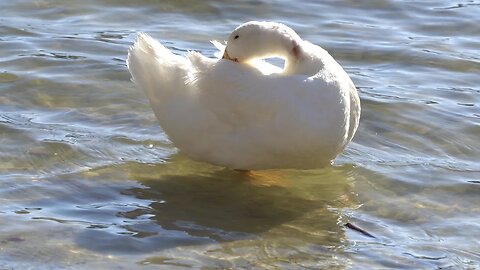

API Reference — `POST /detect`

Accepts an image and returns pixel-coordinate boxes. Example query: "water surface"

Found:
[1,0,479,269]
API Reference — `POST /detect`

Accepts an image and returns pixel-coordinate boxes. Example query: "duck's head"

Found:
[223,21,303,63]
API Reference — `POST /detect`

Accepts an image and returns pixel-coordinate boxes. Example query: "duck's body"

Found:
[127,21,360,170]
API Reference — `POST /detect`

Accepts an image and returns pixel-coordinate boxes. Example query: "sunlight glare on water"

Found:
[1,0,479,269]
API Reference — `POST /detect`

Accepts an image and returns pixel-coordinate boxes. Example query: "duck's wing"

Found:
[188,56,349,132]
[186,56,352,164]
[210,40,282,75]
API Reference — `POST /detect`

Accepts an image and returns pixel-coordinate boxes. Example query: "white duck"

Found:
[127,21,360,170]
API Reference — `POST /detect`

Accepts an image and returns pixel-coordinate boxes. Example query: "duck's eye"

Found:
[234,35,239,40]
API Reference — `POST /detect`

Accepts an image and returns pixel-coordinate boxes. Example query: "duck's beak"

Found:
[222,49,238,62]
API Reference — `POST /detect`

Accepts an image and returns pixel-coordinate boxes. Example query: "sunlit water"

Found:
[1,0,479,269]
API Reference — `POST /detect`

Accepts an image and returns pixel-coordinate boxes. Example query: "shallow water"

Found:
[1,0,479,269]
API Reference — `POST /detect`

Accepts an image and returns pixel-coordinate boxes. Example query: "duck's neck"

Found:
[263,35,320,76]
[283,47,304,75]
[283,41,329,76]
[265,34,305,75]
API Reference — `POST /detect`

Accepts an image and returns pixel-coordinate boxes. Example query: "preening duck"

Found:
[127,21,360,170]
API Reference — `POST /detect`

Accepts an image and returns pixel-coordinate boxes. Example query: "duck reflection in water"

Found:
[76,158,357,253]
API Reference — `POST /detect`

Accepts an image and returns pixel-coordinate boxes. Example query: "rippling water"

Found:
[1,0,479,269]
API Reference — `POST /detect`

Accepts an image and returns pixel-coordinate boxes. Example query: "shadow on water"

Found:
[75,157,357,254]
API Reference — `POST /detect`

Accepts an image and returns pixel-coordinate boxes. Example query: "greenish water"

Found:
[1,0,479,269]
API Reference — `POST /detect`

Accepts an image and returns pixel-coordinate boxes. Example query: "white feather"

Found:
[127,23,360,170]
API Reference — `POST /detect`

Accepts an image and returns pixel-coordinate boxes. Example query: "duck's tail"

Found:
[127,33,188,108]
